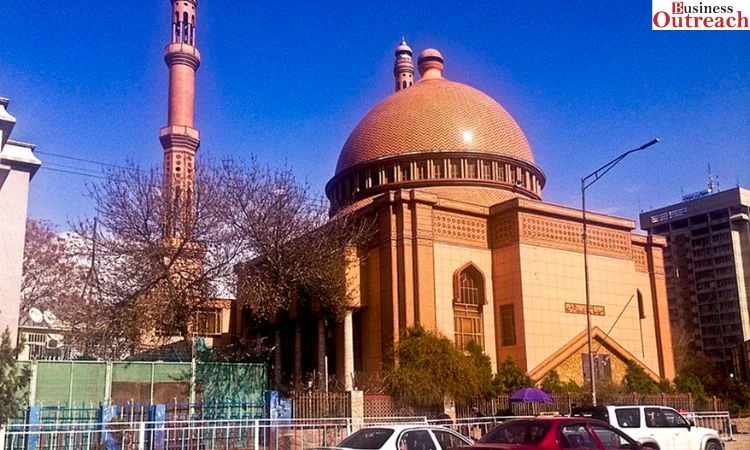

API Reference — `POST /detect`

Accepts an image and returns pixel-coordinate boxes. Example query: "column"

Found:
[378,200,400,366]
[343,310,354,392]
[412,199,437,330]
[395,198,415,329]
[294,321,302,390]
[647,236,676,380]
[317,316,327,391]
[273,328,282,388]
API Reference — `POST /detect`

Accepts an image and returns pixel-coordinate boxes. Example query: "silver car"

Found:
[309,424,473,450]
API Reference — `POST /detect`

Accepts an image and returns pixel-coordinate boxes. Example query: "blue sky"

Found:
[2,1,748,229]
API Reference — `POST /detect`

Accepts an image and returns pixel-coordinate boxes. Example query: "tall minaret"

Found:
[160,0,200,238]
[393,37,414,92]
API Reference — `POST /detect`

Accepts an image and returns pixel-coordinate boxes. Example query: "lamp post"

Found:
[581,138,660,406]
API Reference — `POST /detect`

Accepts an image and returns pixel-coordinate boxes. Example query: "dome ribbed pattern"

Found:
[335,78,535,174]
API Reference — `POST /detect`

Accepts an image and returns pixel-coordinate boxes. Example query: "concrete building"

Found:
[641,187,750,372]
[0,97,41,344]
[238,42,676,390]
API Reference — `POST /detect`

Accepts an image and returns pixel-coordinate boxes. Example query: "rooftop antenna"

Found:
[707,163,718,194]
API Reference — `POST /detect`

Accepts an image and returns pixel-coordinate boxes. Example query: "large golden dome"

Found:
[336,78,536,174]
[326,48,545,216]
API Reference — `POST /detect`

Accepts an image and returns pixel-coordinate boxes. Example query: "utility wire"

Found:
[36,150,151,173]
[40,167,162,188]
[41,167,109,180]
[45,162,107,176]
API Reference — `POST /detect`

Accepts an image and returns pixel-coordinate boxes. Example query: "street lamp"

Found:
[581,138,660,406]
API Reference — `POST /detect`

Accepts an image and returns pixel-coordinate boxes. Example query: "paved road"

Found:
[725,433,750,449]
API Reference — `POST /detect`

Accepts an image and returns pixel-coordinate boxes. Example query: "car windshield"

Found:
[337,428,394,449]
[479,421,550,445]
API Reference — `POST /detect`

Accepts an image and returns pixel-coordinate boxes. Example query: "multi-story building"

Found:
[641,187,750,371]
[0,97,41,344]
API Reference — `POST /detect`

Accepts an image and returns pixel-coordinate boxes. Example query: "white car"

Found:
[572,405,723,450]
[308,424,473,450]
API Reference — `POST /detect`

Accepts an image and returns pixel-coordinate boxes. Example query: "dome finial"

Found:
[393,37,414,92]
[418,48,444,80]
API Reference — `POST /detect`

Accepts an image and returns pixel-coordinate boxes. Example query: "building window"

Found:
[499,304,516,346]
[582,353,612,383]
[466,160,477,178]
[453,265,485,350]
[637,289,646,319]
[481,161,492,180]
[370,170,380,187]
[450,159,461,178]
[417,161,427,180]
[385,165,395,184]
[193,310,222,336]
[433,160,444,178]
[400,164,411,182]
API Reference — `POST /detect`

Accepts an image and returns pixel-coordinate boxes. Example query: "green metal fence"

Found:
[24,360,267,407]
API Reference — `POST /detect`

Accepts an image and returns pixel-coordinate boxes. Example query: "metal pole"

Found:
[579,138,658,406]
[582,180,597,406]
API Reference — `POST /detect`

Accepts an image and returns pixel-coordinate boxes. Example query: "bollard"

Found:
[147,405,166,450]
[98,404,119,450]
[25,405,41,450]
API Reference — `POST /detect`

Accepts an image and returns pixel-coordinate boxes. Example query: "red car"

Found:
[456,417,641,450]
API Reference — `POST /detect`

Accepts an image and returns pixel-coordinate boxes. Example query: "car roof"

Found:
[501,417,610,425]
[358,424,451,431]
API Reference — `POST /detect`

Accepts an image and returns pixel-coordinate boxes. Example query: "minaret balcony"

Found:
[164,43,201,70]
[159,125,200,152]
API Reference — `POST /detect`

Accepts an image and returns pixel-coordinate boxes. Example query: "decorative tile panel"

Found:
[633,247,649,272]
[491,214,517,248]
[433,212,487,244]
[519,213,632,257]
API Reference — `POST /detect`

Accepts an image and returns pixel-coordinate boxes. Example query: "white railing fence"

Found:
[0,411,735,450]
[1,417,433,450]
[684,411,733,441]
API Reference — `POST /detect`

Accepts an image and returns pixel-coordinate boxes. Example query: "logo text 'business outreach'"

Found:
[652,0,750,29]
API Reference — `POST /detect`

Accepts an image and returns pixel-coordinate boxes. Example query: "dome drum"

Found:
[326,151,545,215]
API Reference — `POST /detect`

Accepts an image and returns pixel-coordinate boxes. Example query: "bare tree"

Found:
[61,156,368,359]
[671,327,696,375]
[20,219,83,319]
[223,158,371,323]
[71,160,242,358]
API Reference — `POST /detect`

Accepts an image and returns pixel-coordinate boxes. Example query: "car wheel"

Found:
[642,444,659,450]
[704,440,722,450]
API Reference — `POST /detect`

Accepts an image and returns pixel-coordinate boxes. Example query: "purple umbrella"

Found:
[509,387,554,404]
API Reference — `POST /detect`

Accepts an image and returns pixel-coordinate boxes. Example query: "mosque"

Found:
[241,40,676,390]
[159,1,674,388]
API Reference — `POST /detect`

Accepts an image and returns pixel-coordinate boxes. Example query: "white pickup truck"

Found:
[570,405,723,450]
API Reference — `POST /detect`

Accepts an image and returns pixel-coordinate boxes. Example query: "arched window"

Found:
[174,13,180,42]
[182,12,189,43]
[453,264,485,350]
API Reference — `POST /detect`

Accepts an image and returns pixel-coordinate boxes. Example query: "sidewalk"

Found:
[725,433,750,449]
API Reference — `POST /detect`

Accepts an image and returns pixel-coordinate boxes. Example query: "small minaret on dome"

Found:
[393,37,414,92]
[160,0,201,238]
[418,48,444,81]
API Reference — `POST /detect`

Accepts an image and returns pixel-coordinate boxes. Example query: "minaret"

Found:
[160,0,200,238]
[418,48,444,81]
[393,38,414,92]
